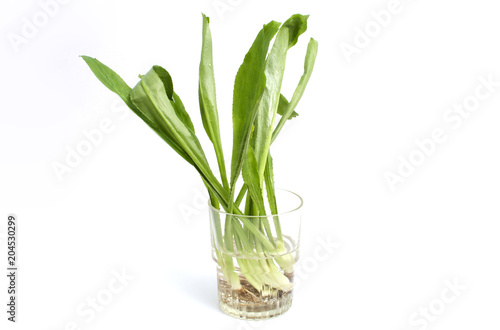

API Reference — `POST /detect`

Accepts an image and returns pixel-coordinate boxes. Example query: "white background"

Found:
[1,0,500,329]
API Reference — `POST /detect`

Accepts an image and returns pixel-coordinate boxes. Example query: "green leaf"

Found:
[172,92,195,133]
[199,14,229,189]
[234,184,248,207]
[230,21,281,189]
[151,65,195,132]
[272,38,318,143]
[277,94,298,119]
[242,147,275,246]
[242,146,266,213]
[152,65,174,100]
[251,14,309,180]
[81,56,134,108]
[129,67,229,204]
[264,153,283,242]
[81,56,194,164]
[264,153,278,215]
[282,14,309,48]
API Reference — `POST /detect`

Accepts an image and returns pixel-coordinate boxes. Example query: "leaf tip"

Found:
[202,13,210,23]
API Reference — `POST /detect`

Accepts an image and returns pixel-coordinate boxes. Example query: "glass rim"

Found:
[208,188,303,218]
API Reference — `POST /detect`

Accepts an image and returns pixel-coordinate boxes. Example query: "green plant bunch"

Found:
[82,13,318,293]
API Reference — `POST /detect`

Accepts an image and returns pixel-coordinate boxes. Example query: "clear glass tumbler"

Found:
[209,189,302,320]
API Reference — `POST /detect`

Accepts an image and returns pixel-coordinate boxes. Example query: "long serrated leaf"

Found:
[230,21,281,190]
[272,38,318,143]
[199,14,229,189]
[251,14,309,179]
